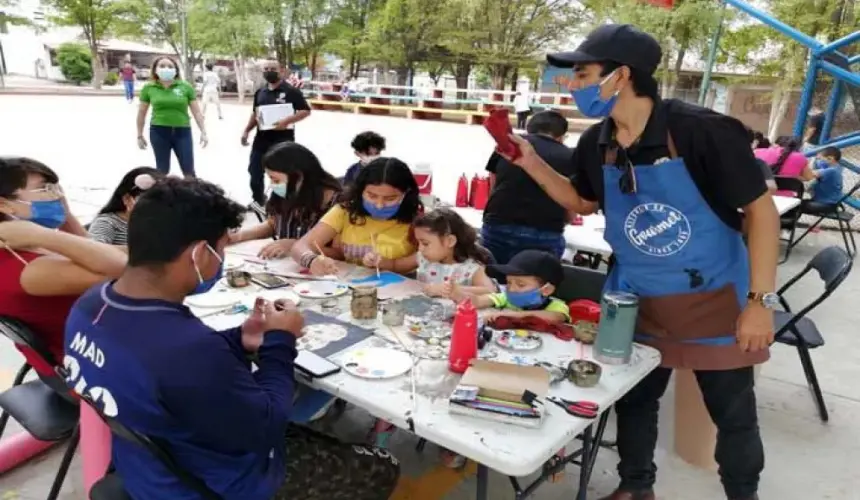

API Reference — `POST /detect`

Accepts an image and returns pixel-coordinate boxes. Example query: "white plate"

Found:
[242,290,301,308]
[341,347,412,379]
[294,281,349,299]
[185,290,242,309]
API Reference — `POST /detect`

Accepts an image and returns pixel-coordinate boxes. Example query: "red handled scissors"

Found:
[546,397,599,419]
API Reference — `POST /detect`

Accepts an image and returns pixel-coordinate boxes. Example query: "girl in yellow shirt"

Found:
[292,158,420,274]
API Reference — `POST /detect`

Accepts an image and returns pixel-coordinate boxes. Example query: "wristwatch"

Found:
[747,291,780,309]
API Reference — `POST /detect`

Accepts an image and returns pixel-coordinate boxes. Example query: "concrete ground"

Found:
[0,95,858,499]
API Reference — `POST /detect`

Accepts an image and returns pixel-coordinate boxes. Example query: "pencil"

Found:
[370,233,381,279]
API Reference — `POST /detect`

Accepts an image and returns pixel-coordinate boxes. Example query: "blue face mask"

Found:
[190,243,224,295]
[271,183,288,198]
[814,158,832,170]
[505,287,547,309]
[362,197,402,220]
[18,199,67,229]
[570,70,619,118]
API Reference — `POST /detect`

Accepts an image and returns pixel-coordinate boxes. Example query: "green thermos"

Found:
[595,291,639,365]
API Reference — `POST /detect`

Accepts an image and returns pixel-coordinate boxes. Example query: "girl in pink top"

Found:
[754,136,813,196]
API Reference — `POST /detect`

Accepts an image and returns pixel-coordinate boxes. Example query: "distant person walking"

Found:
[513,91,532,129]
[136,56,208,178]
[200,63,223,120]
[241,60,311,206]
[119,61,136,103]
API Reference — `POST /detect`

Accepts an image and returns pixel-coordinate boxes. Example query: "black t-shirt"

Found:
[807,113,824,145]
[252,82,310,148]
[483,134,576,232]
[569,98,767,232]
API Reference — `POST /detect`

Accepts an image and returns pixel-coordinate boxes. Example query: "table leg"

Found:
[476,463,489,500]
[80,404,112,494]
[576,424,594,500]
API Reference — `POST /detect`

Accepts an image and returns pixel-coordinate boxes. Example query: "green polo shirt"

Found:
[140,80,196,127]
[488,293,571,321]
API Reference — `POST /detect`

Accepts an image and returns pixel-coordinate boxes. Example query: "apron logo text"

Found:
[624,202,691,257]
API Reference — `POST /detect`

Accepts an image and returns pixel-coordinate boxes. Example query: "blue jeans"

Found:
[480,223,565,265]
[123,79,134,101]
[149,125,195,176]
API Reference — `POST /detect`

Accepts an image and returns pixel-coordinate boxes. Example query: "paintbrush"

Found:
[370,233,381,279]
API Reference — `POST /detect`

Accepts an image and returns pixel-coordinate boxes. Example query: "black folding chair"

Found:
[773,246,853,422]
[556,264,607,303]
[774,176,805,263]
[0,317,80,500]
[81,394,222,500]
[790,180,859,258]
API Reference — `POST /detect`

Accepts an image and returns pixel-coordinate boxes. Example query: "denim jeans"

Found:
[480,223,565,265]
[123,80,135,101]
[614,366,764,499]
[149,125,195,177]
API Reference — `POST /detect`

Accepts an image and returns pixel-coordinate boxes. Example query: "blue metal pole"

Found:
[724,0,822,49]
[817,31,860,56]
[803,131,860,152]
[820,80,844,144]
[793,58,819,139]
[818,60,860,87]
[850,54,860,65]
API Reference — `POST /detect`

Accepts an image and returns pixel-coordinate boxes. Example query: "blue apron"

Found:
[601,134,769,370]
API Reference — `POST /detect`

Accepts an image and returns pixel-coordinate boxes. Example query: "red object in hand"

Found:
[484,108,521,160]
[449,299,478,373]
[471,176,490,210]
[568,299,601,325]
[455,174,469,207]
[641,0,673,8]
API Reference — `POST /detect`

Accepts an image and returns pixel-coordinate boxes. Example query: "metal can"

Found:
[350,286,378,320]
[594,291,639,365]
[381,300,405,326]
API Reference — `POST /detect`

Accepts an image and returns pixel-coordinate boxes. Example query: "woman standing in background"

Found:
[136,56,208,177]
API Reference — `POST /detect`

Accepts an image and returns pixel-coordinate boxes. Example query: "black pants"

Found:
[615,366,763,499]
[248,145,268,205]
[516,111,529,129]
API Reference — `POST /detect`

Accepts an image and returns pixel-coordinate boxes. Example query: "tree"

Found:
[292,0,337,77]
[56,42,93,84]
[44,0,130,88]
[0,0,30,28]
[326,0,384,77]
[366,0,448,84]
[120,0,206,76]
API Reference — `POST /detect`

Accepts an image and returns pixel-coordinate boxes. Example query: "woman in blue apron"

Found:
[501,24,780,500]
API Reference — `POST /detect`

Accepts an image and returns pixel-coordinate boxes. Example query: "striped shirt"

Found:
[272,196,337,241]
[88,213,128,246]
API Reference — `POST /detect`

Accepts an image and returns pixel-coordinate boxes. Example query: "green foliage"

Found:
[44,0,129,47]
[56,43,93,84]
[103,71,119,85]
[0,0,31,28]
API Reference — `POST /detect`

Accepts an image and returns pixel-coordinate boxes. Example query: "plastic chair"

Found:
[556,264,607,303]
[773,246,853,422]
[0,317,80,500]
[79,394,222,500]
[774,176,805,263]
[791,180,859,258]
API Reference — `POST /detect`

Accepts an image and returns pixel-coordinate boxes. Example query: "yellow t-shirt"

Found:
[319,205,416,264]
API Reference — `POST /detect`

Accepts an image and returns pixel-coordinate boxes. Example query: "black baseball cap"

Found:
[488,250,563,287]
[547,24,662,75]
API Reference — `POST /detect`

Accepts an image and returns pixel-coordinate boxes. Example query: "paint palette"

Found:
[493,329,543,351]
[350,271,406,287]
[185,290,242,309]
[341,347,412,379]
[294,281,349,299]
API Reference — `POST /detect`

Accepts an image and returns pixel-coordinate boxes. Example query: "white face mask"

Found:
[359,154,380,166]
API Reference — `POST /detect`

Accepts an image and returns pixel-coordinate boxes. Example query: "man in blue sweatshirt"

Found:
[63,177,399,499]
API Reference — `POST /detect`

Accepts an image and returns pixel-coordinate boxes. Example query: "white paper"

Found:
[257,103,295,131]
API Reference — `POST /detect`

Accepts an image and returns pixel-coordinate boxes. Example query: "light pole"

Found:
[698,1,727,106]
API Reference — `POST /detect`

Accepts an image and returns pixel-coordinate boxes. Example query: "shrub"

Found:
[56,43,92,85]
[103,71,119,86]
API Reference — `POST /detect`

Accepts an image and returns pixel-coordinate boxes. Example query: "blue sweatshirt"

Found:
[64,282,297,499]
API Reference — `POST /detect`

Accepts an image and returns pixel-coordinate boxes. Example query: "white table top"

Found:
[455,194,802,257]
[210,240,661,477]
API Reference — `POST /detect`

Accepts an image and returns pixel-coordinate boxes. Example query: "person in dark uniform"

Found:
[804,107,824,146]
[241,60,311,206]
[481,110,574,264]
[504,24,779,500]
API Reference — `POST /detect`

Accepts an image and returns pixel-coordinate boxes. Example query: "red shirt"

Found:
[0,249,79,376]
[119,66,136,82]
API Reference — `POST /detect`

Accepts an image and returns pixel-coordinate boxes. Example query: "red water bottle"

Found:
[472,176,489,210]
[468,174,479,207]
[448,299,478,373]
[455,174,469,207]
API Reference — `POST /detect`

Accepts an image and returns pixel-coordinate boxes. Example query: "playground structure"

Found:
[722,0,860,210]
